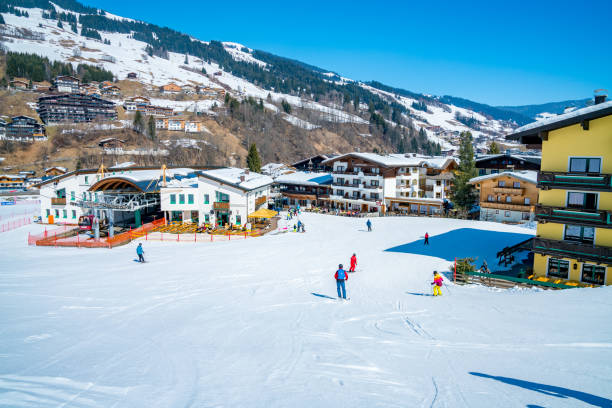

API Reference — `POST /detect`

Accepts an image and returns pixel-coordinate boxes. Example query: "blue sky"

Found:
[82,0,610,106]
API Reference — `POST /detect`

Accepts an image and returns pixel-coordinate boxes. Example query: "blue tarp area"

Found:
[385,228,534,268]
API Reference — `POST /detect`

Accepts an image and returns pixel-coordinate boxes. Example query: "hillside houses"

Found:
[159,83,182,94]
[0,116,46,141]
[37,94,117,124]
[155,116,205,133]
[54,75,80,93]
[123,97,173,117]
[9,78,29,90]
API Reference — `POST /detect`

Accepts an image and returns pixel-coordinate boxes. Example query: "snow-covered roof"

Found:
[0,174,27,179]
[323,152,456,169]
[113,161,136,168]
[200,168,273,191]
[469,170,538,185]
[507,100,612,142]
[44,166,67,173]
[275,172,332,186]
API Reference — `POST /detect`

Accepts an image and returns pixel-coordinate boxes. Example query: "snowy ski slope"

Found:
[1,209,611,407]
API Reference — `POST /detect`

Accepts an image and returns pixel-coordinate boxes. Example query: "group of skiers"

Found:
[333,254,444,299]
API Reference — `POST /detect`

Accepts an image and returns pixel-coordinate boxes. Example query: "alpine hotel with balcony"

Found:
[507,94,612,285]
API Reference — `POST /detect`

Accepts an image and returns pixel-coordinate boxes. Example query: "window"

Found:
[506,196,512,203]
[352,179,360,186]
[204,194,209,204]
[487,194,494,202]
[548,258,569,279]
[236,215,241,225]
[567,192,597,210]
[498,180,506,187]
[63,209,67,218]
[372,168,380,174]
[204,214,210,223]
[371,180,379,187]
[82,192,86,200]
[513,182,521,188]
[412,167,418,173]
[564,225,595,244]
[435,192,441,198]
[479,169,486,176]
[505,211,511,217]
[582,264,605,285]
[436,180,441,186]
[179,194,185,204]
[188,194,194,204]
[336,165,346,172]
[46,209,50,217]
[72,210,76,219]
[170,194,176,204]
[352,191,360,198]
[495,210,499,214]
[370,193,379,200]
[55,209,59,217]
[71,191,75,201]
[337,189,344,196]
[84,176,88,184]
[215,191,229,202]
[524,197,530,205]
[569,157,601,173]
[497,196,502,202]
[491,170,498,174]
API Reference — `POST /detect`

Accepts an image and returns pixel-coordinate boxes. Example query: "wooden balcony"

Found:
[213,201,230,210]
[532,237,612,265]
[255,196,267,206]
[481,201,531,212]
[493,186,523,195]
[536,205,612,228]
[51,197,66,206]
[538,171,612,192]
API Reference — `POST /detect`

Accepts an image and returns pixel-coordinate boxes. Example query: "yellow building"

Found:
[508,97,612,285]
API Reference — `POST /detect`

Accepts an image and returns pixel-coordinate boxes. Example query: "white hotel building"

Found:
[321,153,458,215]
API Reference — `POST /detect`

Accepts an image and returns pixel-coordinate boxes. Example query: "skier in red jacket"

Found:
[349,253,357,272]
[424,232,430,245]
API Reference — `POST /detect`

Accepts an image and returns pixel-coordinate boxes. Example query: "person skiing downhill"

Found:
[366,219,372,232]
[335,264,348,299]
[136,243,145,263]
[349,253,357,272]
[424,232,430,245]
[431,271,443,296]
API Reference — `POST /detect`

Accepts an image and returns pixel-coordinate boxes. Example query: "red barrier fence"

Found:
[1,216,32,233]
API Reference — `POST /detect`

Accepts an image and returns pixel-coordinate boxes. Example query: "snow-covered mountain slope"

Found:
[2,209,612,407]
[0,4,524,150]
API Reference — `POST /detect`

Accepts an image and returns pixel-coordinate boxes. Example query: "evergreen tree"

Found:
[488,141,500,154]
[410,137,418,152]
[133,110,144,133]
[184,54,189,64]
[57,20,63,28]
[201,67,206,74]
[281,99,291,114]
[246,143,261,173]
[451,131,478,211]
[0,14,5,25]
[147,116,156,141]
[353,94,359,111]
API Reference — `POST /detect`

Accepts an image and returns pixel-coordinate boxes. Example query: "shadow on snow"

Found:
[470,372,612,408]
[385,228,533,267]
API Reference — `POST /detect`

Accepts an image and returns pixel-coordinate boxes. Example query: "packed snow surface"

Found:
[1,210,612,407]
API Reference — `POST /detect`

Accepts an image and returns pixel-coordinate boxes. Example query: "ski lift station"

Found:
[35,165,273,237]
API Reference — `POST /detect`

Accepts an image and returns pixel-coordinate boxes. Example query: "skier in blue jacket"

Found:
[366,219,372,232]
[335,264,348,299]
[136,243,145,263]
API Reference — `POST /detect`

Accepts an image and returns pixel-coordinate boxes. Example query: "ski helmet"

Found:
[433,271,437,275]
[339,264,343,268]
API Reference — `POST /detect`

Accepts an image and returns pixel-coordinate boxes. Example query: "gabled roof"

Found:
[469,170,538,185]
[506,100,612,144]
[322,152,457,169]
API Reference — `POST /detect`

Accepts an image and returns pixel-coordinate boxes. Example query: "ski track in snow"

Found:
[1,203,612,407]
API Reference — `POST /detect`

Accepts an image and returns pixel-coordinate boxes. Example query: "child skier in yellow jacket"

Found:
[432,271,443,296]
